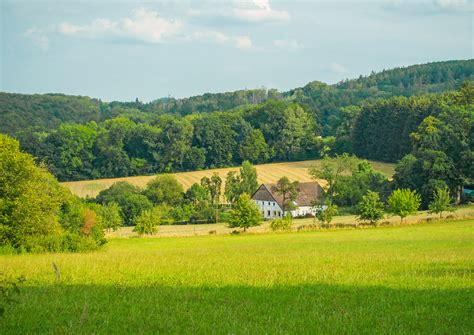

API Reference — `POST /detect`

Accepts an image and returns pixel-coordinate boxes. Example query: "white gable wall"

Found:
[253,200,283,219]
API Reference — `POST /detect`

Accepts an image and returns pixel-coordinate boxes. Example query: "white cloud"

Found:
[190,31,252,49]
[328,62,348,74]
[58,8,182,43]
[24,27,49,50]
[51,7,253,50]
[233,0,290,23]
[273,39,303,50]
[436,0,469,8]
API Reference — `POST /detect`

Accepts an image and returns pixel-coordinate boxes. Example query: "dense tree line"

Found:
[0,93,104,136]
[2,60,472,137]
[12,82,473,182]
[392,83,474,207]
[17,100,318,181]
[352,81,473,165]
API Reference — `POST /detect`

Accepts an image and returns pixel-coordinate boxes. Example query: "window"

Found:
[267,210,271,216]
[268,201,270,206]
[278,211,281,217]
[273,211,277,216]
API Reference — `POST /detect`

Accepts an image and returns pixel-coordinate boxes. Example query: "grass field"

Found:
[1,219,472,334]
[62,159,395,198]
[107,205,474,238]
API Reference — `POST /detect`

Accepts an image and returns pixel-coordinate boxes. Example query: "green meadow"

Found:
[1,220,473,334]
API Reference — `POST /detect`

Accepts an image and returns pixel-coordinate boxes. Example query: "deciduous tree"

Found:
[228,194,262,232]
[356,191,385,226]
[387,189,421,223]
[428,187,454,218]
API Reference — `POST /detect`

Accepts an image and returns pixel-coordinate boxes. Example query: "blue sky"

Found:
[1,0,472,102]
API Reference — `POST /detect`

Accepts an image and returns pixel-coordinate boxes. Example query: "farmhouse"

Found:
[251,182,324,219]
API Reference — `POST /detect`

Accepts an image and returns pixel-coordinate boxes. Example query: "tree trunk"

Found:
[455,185,462,205]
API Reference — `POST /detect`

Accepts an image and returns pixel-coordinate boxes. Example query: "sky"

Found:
[1,0,473,102]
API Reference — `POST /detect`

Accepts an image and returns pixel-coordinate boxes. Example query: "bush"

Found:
[0,133,107,254]
[133,207,162,235]
[315,201,338,225]
[95,182,153,225]
[61,233,100,252]
[269,215,293,231]
[90,202,123,232]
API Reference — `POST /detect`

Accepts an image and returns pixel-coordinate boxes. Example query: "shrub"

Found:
[133,207,161,235]
[95,182,153,225]
[0,134,66,251]
[269,214,293,231]
[315,201,338,225]
[91,202,123,232]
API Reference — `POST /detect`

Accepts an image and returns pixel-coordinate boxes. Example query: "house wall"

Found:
[290,205,327,218]
[253,201,328,220]
[253,200,283,219]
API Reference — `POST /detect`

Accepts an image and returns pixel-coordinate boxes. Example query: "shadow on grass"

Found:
[1,283,471,334]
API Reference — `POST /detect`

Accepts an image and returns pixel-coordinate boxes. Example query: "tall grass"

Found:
[0,220,472,333]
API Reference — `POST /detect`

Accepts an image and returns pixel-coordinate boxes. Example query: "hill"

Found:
[62,159,395,198]
[1,59,472,136]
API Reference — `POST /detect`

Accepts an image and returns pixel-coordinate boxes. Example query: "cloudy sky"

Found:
[1,0,472,101]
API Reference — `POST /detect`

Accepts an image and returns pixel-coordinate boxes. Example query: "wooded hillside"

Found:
[1,60,472,182]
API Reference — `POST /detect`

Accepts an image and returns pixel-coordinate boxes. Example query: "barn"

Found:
[251,182,325,219]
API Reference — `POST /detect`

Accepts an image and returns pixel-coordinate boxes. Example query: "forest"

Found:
[0,60,469,183]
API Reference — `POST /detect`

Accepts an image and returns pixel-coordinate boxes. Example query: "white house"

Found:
[251,182,325,220]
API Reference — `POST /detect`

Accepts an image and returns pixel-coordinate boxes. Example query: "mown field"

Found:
[62,159,395,198]
[1,219,473,334]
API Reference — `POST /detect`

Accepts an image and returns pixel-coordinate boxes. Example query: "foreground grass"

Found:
[1,220,473,334]
[62,159,395,198]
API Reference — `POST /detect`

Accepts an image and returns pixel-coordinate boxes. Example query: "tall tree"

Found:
[309,153,360,201]
[272,177,299,215]
[0,134,66,250]
[143,175,184,206]
[201,173,222,223]
[239,129,270,163]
